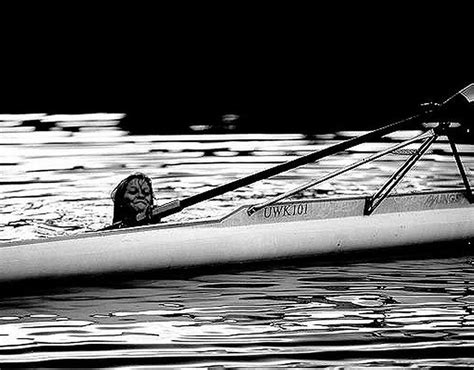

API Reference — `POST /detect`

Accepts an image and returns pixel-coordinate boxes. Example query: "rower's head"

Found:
[111,173,154,225]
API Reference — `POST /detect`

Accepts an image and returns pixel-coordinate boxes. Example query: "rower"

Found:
[109,173,159,229]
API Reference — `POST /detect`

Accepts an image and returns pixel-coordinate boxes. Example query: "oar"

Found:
[146,83,474,223]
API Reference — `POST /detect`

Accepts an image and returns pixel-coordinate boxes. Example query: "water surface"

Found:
[0,115,473,367]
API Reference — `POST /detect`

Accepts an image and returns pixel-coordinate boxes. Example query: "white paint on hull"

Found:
[1,204,473,282]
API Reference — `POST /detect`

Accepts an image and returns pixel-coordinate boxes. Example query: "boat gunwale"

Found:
[1,188,471,248]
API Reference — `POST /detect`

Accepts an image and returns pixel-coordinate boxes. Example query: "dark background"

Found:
[0,8,471,134]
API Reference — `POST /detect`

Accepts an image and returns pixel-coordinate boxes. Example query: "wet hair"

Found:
[111,173,154,225]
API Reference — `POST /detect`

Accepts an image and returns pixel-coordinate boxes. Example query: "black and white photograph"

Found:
[0,9,473,368]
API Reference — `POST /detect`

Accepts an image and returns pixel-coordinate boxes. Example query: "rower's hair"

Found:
[111,173,154,224]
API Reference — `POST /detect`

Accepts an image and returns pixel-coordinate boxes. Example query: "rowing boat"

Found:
[1,189,473,283]
[1,83,473,283]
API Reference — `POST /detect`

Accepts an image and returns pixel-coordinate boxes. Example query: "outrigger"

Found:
[0,84,473,283]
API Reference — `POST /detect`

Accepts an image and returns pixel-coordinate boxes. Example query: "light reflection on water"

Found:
[0,114,473,367]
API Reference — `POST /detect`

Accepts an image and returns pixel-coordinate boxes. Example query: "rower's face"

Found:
[123,178,152,214]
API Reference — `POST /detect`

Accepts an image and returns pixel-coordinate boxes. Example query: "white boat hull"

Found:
[1,190,473,282]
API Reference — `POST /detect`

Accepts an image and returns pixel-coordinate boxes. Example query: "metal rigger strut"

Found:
[248,122,473,217]
[364,132,437,215]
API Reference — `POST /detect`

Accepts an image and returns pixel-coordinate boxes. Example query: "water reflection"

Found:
[0,255,472,366]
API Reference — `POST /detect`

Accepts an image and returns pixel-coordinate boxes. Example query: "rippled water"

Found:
[0,114,473,367]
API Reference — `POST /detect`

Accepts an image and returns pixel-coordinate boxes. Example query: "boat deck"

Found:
[1,189,472,248]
